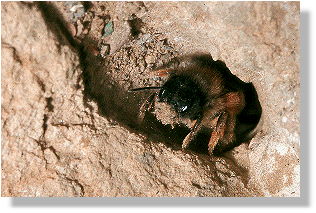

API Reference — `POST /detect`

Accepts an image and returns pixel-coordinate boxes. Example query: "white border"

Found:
[1,0,315,212]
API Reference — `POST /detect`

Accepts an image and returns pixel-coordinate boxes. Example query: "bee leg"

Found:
[182,111,225,150]
[212,92,244,153]
[182,119,201,149]
[139,93,157,121]
[208,113,227,155]
[222,113,237,146]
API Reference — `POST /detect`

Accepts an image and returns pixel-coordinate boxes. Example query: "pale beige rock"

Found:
[1,1,299,197]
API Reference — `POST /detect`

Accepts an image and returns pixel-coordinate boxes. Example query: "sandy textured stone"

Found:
[1,1,299,197]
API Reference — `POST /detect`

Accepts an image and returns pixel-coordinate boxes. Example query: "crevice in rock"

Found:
[45,97,54,112]
[63,176,85,196]
[128,14,144,38]
[32,138,47,154]
[31,138,49,168]
[29,134,60,167]
[37,2,80,49]
[51,122,98,132]
[191,182,203,189]
[42,114,49,136]
[42,95,54,137]
[137,1,149,12]
[82,1,93,11]
[34,75,46,92]
[47,146,60,161]
[1,42,23,65]
[32,72,55,140]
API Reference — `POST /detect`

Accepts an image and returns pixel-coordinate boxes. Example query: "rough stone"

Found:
[1,1,299,197]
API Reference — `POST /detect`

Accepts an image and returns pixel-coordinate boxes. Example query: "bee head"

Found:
[158,75,206,119]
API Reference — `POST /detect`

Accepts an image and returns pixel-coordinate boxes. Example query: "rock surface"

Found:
[1,2,299,197]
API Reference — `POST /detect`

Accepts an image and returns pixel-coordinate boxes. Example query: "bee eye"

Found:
[180,105,188,112]
[158,89,167,101]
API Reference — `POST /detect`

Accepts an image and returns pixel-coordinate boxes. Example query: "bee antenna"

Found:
[128,86,161,92]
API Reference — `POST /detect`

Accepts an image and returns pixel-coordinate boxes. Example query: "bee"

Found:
[130,54,262,155]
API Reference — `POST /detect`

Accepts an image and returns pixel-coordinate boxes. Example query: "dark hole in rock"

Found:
[127,14,144,38]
